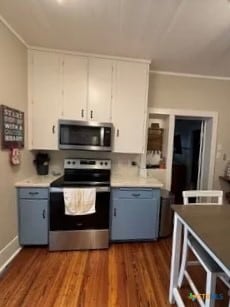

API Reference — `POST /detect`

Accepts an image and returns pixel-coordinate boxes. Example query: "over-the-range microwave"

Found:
[59,120,113,151]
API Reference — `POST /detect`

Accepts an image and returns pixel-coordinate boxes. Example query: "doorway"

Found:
[171,118,203,203]
[146,108,218,194]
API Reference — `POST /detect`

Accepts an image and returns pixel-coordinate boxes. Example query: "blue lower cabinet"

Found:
[110,188,160,241]
[17,188,49,245]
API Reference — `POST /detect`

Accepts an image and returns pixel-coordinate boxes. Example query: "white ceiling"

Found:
[1,0,230,77]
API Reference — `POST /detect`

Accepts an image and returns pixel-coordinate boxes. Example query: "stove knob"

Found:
[100,162,103,165]
[72,161,76,165]
[67,161,71,165]
[105,162,108,166]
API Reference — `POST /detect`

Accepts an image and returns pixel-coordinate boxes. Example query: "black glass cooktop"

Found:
[50,176,110,188]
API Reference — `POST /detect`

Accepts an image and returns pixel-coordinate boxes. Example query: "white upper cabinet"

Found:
[88,58,113,122]
[29,50,62,150]
[29,48,149,152]
[62,55,88,120]
[112,61,149,153]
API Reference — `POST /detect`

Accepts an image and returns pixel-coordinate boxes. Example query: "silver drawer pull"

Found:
[132,193,141,197]
[29,192,39,195]
[42,209,46,219]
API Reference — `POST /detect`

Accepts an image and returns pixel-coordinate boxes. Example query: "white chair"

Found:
[178,190,230,307]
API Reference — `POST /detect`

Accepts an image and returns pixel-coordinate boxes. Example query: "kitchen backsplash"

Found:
[33,151,141,176]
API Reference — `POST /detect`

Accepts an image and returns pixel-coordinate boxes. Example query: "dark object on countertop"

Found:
[34,153,50,175]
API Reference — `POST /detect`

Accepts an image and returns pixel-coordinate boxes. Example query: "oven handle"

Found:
[50,187,110,193]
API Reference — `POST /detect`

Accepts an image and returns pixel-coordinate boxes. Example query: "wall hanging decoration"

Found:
[10,147,21,165]
[0,105,24,149]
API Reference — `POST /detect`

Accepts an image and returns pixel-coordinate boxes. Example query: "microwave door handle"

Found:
[100,127,105,146]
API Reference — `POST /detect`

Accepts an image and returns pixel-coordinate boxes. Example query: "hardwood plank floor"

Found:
[0,239,228,307]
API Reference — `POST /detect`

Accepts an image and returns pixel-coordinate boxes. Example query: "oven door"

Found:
[59,120,112,151]
[49,187,110,231]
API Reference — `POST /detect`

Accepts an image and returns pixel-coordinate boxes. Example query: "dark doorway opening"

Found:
[171,119,202,204]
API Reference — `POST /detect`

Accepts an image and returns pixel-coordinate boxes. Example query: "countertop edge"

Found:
[15,175,61,188]
[15,174,164,189]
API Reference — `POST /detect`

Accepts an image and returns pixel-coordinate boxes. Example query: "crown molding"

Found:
[0,15,28,47]
[29,46,151,64]
[150,70,230,81]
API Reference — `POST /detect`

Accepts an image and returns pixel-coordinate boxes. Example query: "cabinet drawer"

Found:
[18,188,49,199]
[113,188,153,199]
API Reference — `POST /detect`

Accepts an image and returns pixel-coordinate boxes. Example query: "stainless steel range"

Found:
[49,158,111,251]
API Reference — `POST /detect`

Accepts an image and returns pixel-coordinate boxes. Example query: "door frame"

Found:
[142,108,218,190]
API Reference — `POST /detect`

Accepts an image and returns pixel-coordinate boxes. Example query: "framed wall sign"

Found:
[0,105,24,149]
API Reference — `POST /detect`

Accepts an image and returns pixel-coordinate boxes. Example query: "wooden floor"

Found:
[0,239,228,307]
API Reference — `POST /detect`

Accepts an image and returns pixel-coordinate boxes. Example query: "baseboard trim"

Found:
[0,236,22,274]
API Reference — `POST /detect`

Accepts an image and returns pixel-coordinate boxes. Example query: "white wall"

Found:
[0,21,34,268]
[148,73,230,189]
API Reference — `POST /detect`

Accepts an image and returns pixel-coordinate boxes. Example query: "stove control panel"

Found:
[64,159,111,170]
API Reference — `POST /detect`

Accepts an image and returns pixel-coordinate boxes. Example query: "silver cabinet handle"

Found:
[90,110,93,119]
[52,125,55,134]
[132,193,141,197]
[42,209,46,219]
[116,129,120,137]
[29,191,39,196]
[81,109,84,118]
[114,208,117,217]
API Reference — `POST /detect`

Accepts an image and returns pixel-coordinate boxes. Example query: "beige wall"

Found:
[148,73,230,189]
[0,22,34,256]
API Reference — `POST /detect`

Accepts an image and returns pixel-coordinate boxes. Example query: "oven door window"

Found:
[60,124,101,147]
[50,191,110,231]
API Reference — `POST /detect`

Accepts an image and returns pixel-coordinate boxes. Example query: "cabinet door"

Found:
[112,61,148,153]
[18,199,48,245]
[62,55,88,120]
[111,190,160,241]
[30,51,61,150]
[88,58,113,122]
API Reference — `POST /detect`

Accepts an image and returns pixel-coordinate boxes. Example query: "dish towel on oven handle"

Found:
[63,188,96,215]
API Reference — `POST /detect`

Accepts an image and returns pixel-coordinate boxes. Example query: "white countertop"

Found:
[15,175,61,188]
[111,173,163,188]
